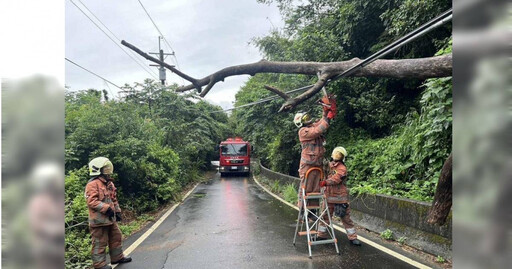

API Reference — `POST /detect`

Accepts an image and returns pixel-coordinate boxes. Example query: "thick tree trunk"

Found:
[122,40,452,111]
[427,153,452,225]
[176,54,451,111]
[176,55,452,94]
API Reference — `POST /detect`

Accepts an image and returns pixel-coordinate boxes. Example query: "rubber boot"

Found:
[350,239,362,246]
[316,226,329,240]
[112,256,132,264]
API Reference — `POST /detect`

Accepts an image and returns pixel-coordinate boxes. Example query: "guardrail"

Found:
[257,160,452,258]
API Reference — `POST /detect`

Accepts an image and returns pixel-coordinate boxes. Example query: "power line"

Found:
[136,0,185,84]
[209,85,312,113]
[65,57,123,90]
[75,0,158,79]
[136,0,175,53]
[211,8,453,113]
[69,0,159,80]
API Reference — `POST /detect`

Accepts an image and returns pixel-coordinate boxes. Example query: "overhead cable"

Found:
[75,0,158,78]
[69,0,158,79]
[213,8,453,113]
[65,57,123,90]
[136,0,185,84]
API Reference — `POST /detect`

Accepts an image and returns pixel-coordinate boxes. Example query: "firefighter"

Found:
[294,98,336,207]
[318,147,361,246]
[85,157,132,269]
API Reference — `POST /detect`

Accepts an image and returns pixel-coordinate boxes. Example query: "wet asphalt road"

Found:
[117,173,416,269]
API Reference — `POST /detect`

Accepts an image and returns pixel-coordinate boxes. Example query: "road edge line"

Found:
[252,174,431,269]
[113,182,200,267]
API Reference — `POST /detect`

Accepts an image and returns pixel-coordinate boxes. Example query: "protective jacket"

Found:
[85,176,121,227]
[324,160,349,204]
[298,117,329,177]
[297,116,329,198]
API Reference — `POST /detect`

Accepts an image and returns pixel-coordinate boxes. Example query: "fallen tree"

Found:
[122,40,452,112]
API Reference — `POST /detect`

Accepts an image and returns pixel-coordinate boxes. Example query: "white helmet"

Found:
[293,112,312,128]
[332,147,348,161]
[88,157,114,176]
[30,162,64,191]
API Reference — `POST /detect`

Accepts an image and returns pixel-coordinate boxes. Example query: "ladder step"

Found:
[305,195,323,199]
[306,192,322,196]
[298,231,319,236]
[306,205,320,209]
[310,239,336,245]
[299,218,317,224]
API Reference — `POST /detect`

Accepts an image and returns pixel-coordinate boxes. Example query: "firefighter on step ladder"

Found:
[293,93,341,257]
[293,93,336,207]
[293,92,361,258]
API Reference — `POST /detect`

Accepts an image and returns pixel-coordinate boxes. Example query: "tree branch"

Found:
[279,72,331,112]
[263,85,290,100]
[121,40,201,91]
[176,54,451,110]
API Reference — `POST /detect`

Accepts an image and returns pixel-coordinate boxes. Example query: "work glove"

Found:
[319,181,327,187]
[105,207,115,220]
[115,212,122,222]
[322,103,330,113]
[328,97,337,115]
[334,203,349,218]
[327,111,336,119]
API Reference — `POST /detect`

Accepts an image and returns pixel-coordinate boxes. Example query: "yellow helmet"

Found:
[293,112,312,128]
[88,157,114,176]
[332,147,347,161]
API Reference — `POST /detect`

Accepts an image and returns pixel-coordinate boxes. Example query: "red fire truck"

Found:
[218,137,252,176]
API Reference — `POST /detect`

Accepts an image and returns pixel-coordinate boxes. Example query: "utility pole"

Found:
[149,36,174,86]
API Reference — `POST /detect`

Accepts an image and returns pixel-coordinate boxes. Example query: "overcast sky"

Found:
[65,0,284,109]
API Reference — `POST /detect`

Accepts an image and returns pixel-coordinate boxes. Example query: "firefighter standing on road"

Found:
[85,157,132,269]
[318,147,361,246]
[294,96,336,205]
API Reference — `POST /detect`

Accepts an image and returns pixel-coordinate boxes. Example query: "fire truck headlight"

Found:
[243,166,250,171]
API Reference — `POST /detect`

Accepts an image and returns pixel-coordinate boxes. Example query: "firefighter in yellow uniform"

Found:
[85,157,132,269]
[318,147,361,246]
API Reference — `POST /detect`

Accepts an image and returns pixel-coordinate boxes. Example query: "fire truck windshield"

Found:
[221,144,248,156]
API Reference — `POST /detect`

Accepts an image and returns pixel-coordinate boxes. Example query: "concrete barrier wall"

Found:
[257,160,452,258]
[259,162,300,187]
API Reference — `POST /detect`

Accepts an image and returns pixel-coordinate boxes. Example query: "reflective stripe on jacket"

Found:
[85,176,121,227]
[324,161,349,204]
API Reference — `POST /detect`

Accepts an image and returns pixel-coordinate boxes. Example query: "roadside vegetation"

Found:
[256,173,299,205]
[65,82,229,268]
[232,0,452,202]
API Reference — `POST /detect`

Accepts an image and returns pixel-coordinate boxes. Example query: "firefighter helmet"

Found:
[88,157,114,176]
[332,147,347,161]
[293,112,312,128]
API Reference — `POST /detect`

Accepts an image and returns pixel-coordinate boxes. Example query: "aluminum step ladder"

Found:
[293,167,340,258]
